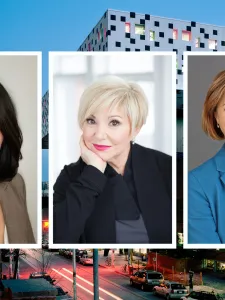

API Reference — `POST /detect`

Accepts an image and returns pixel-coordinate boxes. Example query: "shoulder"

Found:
[133,143,171,163]
[54,158,84,188]
[189,156,216,179]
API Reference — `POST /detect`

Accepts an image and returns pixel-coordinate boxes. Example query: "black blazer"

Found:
[53,143,172,244]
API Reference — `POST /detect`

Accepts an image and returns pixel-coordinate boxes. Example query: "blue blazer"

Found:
[188,143,225,244]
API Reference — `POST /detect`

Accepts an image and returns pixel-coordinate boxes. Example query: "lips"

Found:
[93,144,111,151]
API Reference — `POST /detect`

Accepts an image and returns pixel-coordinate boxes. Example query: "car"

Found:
[76,249,88,262]
[180,291,220,300]
[29,272,56,285]
[79,255,93,265]
[130,270,164,291]
[153,282,188,299]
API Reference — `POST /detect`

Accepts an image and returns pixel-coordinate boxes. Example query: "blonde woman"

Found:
[53,76,172,244]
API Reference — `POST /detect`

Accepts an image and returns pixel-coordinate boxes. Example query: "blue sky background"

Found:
[1,0,224,180]
[1,0,225,94]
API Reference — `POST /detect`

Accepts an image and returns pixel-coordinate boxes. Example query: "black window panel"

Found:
[101,37,103,42]
[91,39,93,44]
[135,49,140,51]
[155,41,160,47]
[177,69,182,75]
[140,19,145,25]
[125,32,130,38]
[106,42,108,48]
[221,41,225,46]
[115,41,121,47]
[99,45,101,50]
[93,28,94,33]
[145,14,150,20]
[200,28,205,33]
[130,38,135,44]
[103,45,105,51]
[168,23,173,29]
[95,40,97,45]
[130,12,135,18]
[191,21,196,27]
[106,30,111,36]
[168,38,173,44]
[213,49,217,52]
[186,26,191,31]
[121,16,126,22]
[213,29,217,35]
[145,45,150,51]
[182,55,183,60]
[125,48,131,51]
[173,49,178,53]
[110,15,116,21]
[204,33,209,39]
[100,23,102,28]
[200,43,205,48]
[140,35,145,40]
[159,32,164,38]
[186,46,191,51]
[111,25,116,31]
[88,35,90,40]
[104,12,107,18]
[154,21,160,27]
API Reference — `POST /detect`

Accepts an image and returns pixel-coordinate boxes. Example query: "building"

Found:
[78,8,225,90]
[0,278,57,299]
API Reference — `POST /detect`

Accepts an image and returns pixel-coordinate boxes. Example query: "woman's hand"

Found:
[80,136,107,173]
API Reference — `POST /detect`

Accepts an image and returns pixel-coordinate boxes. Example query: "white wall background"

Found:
[0,55,39,242]
[50,52,174,183]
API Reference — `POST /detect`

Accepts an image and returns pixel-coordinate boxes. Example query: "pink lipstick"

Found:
[93,144,111,151]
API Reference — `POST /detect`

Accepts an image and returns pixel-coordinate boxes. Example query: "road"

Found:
[13,249,157,299]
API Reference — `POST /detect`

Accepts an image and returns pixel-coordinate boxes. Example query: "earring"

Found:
[217,123,220,128]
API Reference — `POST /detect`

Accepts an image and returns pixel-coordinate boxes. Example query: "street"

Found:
[2,249,156,300]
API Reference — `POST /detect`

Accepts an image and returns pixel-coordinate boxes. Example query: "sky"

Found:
[1,0,225,94]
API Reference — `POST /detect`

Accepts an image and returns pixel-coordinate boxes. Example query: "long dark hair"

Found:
[0,83,23,182]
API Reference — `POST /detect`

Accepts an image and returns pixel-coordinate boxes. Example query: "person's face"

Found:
[215,98,225,137]
[82,105,140,162]
[0,131,3,148]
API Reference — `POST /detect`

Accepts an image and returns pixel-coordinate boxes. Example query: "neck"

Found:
[107,143,131,175]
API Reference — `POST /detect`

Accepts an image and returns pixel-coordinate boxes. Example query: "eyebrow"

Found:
[90,114,123,119]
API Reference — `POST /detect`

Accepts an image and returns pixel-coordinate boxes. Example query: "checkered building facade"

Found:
[78,9,225,90]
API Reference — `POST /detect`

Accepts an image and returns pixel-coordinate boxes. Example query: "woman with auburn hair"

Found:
[53,76,172,244]
[0,83,35,244]
[188,70,225,244]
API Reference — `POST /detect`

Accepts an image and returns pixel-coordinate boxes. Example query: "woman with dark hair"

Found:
[0,83,35,244]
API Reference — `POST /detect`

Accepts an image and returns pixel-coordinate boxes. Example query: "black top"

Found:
[53,143,172,244]
[104,146,149,243]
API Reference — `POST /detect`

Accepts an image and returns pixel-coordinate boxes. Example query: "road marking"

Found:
[63,268,123,300]
[52,268,105,300]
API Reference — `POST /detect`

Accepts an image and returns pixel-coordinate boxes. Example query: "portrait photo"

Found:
[0,53,42,247]
[49,52,176,247]
[184,53,225,247]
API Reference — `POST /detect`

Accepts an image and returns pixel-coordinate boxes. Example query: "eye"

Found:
[109,120,120,126]
[86,118,95,125]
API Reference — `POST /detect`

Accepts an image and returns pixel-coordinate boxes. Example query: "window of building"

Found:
[173,29,178,40]
[100,28,104,39]
[88,43,91,51]
[125,22,130,33]
[135,24,145,35]
[182,30,191,41]
[150,30,155,41]
[208,39,217,50]
[195,38,200,48]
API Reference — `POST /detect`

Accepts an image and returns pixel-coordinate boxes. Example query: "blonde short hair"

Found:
[78,76,149,134]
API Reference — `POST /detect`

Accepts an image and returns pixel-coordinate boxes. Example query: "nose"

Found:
[94,124,107,140]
